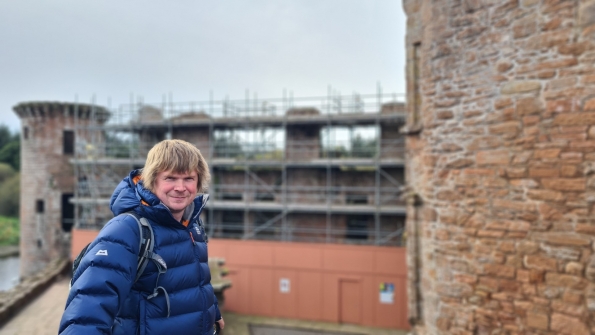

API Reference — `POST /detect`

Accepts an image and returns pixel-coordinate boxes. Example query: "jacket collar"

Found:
[110,170,209,229]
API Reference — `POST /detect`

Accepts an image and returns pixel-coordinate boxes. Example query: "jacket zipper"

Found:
[158,194,209,228]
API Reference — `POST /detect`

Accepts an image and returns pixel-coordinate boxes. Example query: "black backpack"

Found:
[70,212,157,287]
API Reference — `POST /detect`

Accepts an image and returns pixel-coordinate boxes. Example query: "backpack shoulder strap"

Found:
[70,243,91,288]
[122,213,170,316]
[72,243,90,274]
[121,212,155,283]
[71,213,157,290]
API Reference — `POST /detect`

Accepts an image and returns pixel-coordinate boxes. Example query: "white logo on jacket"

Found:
[96,250,108,256]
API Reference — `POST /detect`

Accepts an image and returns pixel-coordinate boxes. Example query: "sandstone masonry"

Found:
[404,0,595,334]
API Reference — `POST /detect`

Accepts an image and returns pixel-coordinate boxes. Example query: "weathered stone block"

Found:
[494,97,513,109]
[562,290,583,304]
[547,99,573,113]
[501,81,541,94]
[570,140,595,150]
[586,255,595,281]
[526,311,549,330]
[524,255,558,271]
[551,313,589,335]
[525,29,572,50]
[537,58,578,71]
[527,189,565,202]
[476,150,510,166]
[436,110,454,120]
[496,62,513,73]
[483,263,516,278]
[576,224,595,235]
[493,199,534,212]
[538,69,557,79]
[489,121,520,137]
[436,317,451,331]
[546,273,588,289]
[560,165,578,177]
[542,15,562,30]
[541,244,581,261]
[529,168,559,178]
[533,232,591,247]
[534,148,561,159]
[454,273,477,285]
[559,41,591,56]
[516,97,544,115]
[516,241,539,254]
[541,178,586,191]
[583,73,595,85]
[579,1,595,27]
[549,77,578,91]
[477,230,506,238]
[553,112,595,125]
[513,16,537,39]
[506,167,526,178]
[565,262,584,276]
[583,98,595,112]
[552,300,585,317]
[446,158,475,169]
[560,152,583,163]
[436,282,473,298]
[521,0,539,6]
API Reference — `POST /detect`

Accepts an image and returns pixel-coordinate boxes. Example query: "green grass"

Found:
[0,215,19,246]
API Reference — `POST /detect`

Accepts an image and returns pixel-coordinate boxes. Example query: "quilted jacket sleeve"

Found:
[59,215,141,335]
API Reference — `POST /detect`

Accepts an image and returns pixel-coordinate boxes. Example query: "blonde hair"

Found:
[141,139,210,193]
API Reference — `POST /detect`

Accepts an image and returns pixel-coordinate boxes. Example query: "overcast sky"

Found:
[0,1,406,133]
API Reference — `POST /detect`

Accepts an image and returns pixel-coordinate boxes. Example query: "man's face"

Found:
[153,170,198,220]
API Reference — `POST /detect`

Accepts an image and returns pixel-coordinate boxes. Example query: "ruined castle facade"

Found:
[404,0,595,334]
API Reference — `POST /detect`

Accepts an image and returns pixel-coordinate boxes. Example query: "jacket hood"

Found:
[110,169,208,228]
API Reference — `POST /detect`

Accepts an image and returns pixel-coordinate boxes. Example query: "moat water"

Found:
[0,255,20,291]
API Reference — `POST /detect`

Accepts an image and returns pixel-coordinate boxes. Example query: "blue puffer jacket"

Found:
[59,170,221,335]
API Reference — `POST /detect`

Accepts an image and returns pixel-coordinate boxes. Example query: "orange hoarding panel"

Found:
[210,239,409,330]
[273,270,297,318]
[249,268,274,316]
[375,276,407,329]
[375,251,408,276]
[296,272,322,321]
[70,229,101,260]
[71,231,409,330]
[273,245,323,270]
[340,280,362,324]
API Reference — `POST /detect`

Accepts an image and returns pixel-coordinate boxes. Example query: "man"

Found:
[59,139,224,334]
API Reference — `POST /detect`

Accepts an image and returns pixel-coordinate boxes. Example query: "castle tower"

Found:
[404,0,595,333]
[13,102,109,278]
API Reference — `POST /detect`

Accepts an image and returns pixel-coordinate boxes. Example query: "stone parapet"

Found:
[0,246,19,259]
[0,258,68,328]
[209,257,232,309]
[13,102,110,122]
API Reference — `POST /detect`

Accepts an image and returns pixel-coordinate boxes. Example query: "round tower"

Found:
[403,1,595,333]
[13,101,109,278]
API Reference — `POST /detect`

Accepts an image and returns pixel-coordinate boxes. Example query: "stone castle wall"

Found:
[404,0,595,334]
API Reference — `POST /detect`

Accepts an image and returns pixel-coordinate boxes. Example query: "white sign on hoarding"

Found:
[379,282,394,304]
[280,278,290,293]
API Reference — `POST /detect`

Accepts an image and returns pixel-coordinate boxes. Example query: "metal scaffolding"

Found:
[72,86,407,246]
